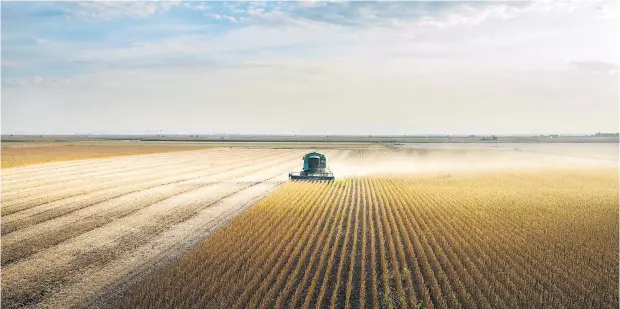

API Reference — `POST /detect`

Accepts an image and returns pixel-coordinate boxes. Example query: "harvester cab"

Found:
[289,152,335,181]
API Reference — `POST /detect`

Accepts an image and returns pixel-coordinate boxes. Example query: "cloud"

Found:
[3,0,616,80]
[234,2,521,28]
[3,0,618,135]
[1,60,26,68]
[205,13,239,23]
[223,15,238,23]
[58,1,181,20]
[207,13,222,20]
[192,3,210,11]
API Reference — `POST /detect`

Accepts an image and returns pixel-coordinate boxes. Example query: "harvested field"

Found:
[1,147,346,309]
[0,142,212,168]
[2,144,617,309]
[118,168,618,309]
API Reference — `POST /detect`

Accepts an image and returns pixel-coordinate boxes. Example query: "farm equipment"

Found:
[289,152,335,181]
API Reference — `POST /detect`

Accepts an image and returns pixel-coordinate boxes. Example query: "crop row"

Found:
[119,169,618,309]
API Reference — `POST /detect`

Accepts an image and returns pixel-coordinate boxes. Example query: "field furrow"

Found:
[2,149,286,214]
[2,149,291,227]
[273,181,342,309]
[1,149,309,309]
[2,148,220,182]
[372,178,410,309]
[33,158,303,309]
[115,168,618,309]
[1,151,301,265]
[257,185,340,309]
[342,179,362,309]
[1,148,234,197]
[4,147,617,309]
[242,184,334,309]
[358,177,371,309]
[301,180,352,309]
[328,179,358,309]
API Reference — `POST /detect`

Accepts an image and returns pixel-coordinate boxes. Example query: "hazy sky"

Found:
[2,1,618,135]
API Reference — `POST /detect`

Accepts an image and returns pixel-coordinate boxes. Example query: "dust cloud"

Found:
[328,145,618,178]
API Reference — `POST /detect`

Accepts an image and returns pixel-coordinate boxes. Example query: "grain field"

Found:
[2,148,346,309]
[118,168,618,309]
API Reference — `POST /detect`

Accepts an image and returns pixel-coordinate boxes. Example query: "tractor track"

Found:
[1,148,236,197]
[1,149,288,219]
[1,151,302,265]
[1,149,284,212]
[2,148,221,181]
[34,162,301,309]
[1,148,325,309]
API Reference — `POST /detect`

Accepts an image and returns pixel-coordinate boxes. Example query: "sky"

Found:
[1,0,618,135]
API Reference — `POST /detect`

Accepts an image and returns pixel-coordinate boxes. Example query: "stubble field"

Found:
[0,142,213,168]
[1,147,330,309]
[1,144,617,309]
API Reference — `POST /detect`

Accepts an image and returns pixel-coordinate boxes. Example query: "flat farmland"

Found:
[0,142,213,168]
[2,147,346,309]
[119,168,618,309]
[1,144,617,309]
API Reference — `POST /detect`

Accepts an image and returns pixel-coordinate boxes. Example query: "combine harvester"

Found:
[289,152,335,181]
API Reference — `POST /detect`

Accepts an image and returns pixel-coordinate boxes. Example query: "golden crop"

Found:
[1,144,211,168]
[119,168,618,309]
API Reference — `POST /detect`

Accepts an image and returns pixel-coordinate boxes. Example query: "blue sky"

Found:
[1,1,618,135]
[2,1,473,78]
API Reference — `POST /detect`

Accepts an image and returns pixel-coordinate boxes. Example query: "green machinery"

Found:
[289,152,335,181]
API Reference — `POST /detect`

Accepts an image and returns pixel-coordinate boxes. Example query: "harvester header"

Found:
[289,152,335,181]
